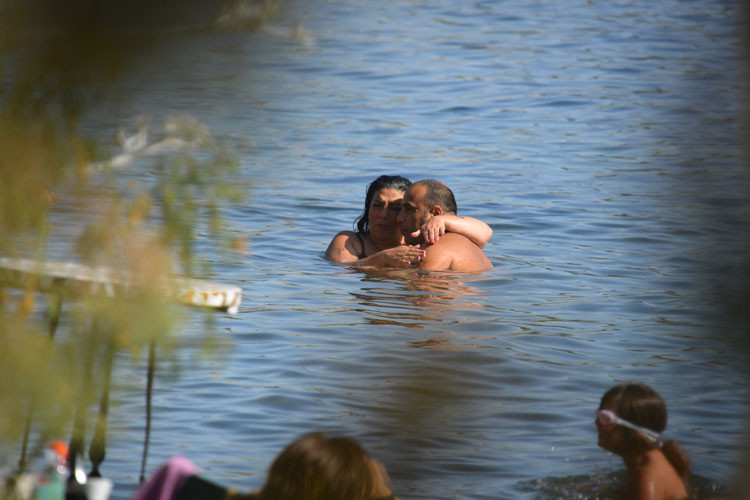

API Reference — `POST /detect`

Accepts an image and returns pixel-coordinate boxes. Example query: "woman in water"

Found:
[596,383,690,500]
[326,175,492,267]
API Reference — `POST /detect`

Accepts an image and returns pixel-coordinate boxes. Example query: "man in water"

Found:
[398,179,492,272]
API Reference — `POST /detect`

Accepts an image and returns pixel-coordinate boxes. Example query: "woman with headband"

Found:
[595,383,690,500]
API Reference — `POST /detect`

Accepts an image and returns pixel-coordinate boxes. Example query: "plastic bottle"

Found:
[32,441,68,500]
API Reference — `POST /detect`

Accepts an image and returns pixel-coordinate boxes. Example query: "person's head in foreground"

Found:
[596,383,690,500]
[256,432,397,500]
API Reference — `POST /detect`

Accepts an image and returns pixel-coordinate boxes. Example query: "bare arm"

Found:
[326,231,425,267]
[417,215,492,248]
[325,231,363,263]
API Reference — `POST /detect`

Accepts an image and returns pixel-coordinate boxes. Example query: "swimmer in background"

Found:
[326,175,492,267]
[596,383,690,500]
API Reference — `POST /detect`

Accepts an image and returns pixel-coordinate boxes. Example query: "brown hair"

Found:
[257,432,374,500]
[600,383,691,480]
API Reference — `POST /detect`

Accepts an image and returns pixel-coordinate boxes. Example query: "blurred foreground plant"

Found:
[0,0,249,479]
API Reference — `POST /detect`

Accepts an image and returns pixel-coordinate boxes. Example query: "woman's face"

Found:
[368,187,406,243]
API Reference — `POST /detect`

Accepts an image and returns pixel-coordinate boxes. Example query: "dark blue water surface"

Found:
[53,0,750,498]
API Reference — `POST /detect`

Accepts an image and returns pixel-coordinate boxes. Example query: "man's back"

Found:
[418,233,492,271]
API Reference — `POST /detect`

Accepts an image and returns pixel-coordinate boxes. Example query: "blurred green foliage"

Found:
[0,0,255,479]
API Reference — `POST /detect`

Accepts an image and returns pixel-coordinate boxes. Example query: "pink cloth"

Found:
[131,456,198,500]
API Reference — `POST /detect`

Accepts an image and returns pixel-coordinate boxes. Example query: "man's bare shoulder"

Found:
[424,233,492,271]
[434,232,474,244]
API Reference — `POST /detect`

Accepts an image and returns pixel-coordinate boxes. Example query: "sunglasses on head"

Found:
[596,409,660,443]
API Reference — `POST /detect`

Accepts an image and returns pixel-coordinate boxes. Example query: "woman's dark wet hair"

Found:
[355,175,412,233]
[256,432,374,500]
[600,383,690,481]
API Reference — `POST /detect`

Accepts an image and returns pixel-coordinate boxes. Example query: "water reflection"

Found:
[350,267,494,350]
[336,268,506,495]
[354,268,487,315]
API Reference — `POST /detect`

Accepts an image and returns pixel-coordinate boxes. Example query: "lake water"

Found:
[46,0,750,498]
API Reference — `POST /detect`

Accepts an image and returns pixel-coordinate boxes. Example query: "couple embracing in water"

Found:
[326,175,493,271]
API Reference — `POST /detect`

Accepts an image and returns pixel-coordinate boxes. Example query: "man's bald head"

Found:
[410,179,458,215]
